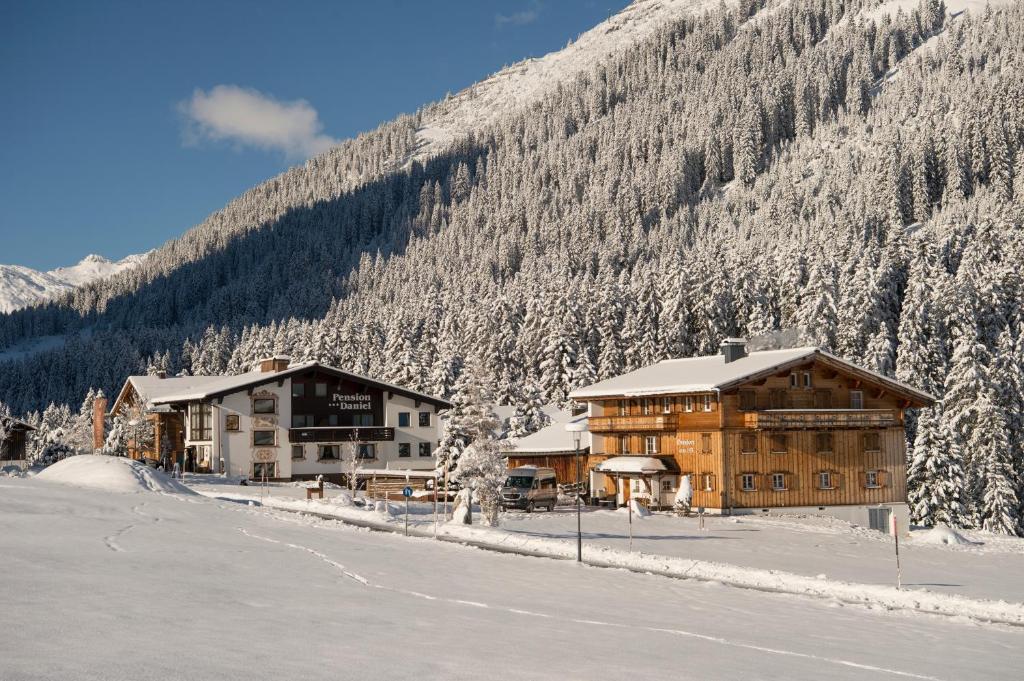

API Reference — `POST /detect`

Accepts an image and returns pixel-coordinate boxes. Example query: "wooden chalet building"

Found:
[569,339,934,529]
[108,357,451,483]
[0,416,35,470]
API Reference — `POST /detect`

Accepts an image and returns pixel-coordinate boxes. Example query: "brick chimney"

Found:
[93,394,108,450]
[720,338,748,364]
[259,356,291,373]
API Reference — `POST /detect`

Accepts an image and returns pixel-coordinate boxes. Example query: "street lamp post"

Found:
[565,420,589,563]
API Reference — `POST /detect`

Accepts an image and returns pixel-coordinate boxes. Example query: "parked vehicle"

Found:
[500,466,557,512]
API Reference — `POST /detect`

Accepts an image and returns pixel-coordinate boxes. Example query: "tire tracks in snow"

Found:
[236,526,947,681]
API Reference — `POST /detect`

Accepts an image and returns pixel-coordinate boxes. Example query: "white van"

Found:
[500,466,558,512]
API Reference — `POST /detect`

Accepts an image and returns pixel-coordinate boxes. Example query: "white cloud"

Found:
[496,1,541,28]
[179,85,337,159]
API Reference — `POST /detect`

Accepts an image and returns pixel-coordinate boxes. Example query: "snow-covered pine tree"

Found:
[907,404,966,527]
[972,389,1020,535]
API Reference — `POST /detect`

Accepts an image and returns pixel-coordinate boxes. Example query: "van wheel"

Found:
[548,503,555,512]
[525,501,534,513]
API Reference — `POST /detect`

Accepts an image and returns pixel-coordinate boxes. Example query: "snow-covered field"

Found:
[3,459,1020,680]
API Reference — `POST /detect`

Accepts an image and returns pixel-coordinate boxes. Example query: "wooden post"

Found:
[433,472,438,538]
[627,479,633,553]
[891,513,902,590]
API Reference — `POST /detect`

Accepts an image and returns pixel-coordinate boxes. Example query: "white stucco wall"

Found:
[183,376,443,479]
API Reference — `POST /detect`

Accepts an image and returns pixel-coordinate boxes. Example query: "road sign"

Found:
[402,486,414,498]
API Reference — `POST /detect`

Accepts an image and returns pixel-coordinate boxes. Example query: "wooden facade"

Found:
[507,452,586,484]
[583,355,929,512]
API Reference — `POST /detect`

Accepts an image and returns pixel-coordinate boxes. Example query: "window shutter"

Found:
[834,471,844,489]
[878,470,889,488]
[813,389,832,409]
[735,474,745,491]
[858,471,867,488]
[788,473,798,491]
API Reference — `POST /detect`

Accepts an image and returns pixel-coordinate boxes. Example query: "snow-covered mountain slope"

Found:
[415,0,729,159]
[0,253,147,313]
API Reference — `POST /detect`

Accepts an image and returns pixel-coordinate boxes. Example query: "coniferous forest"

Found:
[1,0,1023,532]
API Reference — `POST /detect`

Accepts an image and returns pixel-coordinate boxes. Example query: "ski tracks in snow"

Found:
[236,526,947,681]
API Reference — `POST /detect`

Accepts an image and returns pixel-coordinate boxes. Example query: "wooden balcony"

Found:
[743,409,899,430]
[289,427,395,443]
[588,414,678,433]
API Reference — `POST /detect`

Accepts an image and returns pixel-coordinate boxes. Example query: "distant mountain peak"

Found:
[0,252,146,314]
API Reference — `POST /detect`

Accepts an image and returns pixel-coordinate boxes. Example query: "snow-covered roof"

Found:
[115,361,452,413]
[505,412,590,454]
[595,457,667,475]
[569,347,934,404]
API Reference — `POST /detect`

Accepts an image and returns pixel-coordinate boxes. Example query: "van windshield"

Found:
[505,475,534,489]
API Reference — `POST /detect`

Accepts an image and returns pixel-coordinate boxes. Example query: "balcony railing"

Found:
[588,414,678,433]
[289,427,395,443]
[744,409,899,430]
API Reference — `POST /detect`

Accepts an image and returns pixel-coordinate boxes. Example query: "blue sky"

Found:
[0,0,628,270]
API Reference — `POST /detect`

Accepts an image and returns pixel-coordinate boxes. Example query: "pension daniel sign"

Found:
[329,393,373,411]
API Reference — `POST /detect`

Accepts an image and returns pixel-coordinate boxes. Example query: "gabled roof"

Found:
[502,412,590,454]
[568,347,934,406]
[135,361,452,410]
[0,415,35,431]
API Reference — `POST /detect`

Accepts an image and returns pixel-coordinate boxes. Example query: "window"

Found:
[816,432,833,453]
[291,445,304,460]
[631,479,642,493]
[741,473,756,492]
[702,395,713,412]
[225,414,240,431]
[770,432,787,454]
[739,390,757,411]
[661,397,672,414]
[817,471,834,490]
[357,444,376,460]
[702,473,715,492]
[253,430,276,446]
[354,414,373,427]
[701,433,712,453]
[291,383,305,398]
[327,414,338,427]
[849,390,864,410]
[803,372,813,388]
[253,398,276,414]
[771,472,787,491]
[252,462,276,480]
[661,479,675,492]
[863,432,881,452]
[398,443,411,458]
[684,396,694,412]
[189,403,212,441]
[398,412,411,427]
[789,373,799,388]
[292,414,314,428]
[865,470,881,488]
[813,389,832,409]
[644,436,658,455]
[642,399,652,415]
[741,433,757,454]
[618,400,627,416]
[314,445,338,461]
[418,412,431,427]
[418,442,432,457]
[315,382,327,398]
[619,435,630,455]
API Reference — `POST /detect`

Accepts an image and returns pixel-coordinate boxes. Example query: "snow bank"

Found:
[35,455,196,495]
[213,491,1024,627]
[914,525,974,546]
[618,499,652,517]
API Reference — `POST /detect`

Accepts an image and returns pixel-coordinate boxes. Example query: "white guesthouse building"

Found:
[110,356,451,482]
